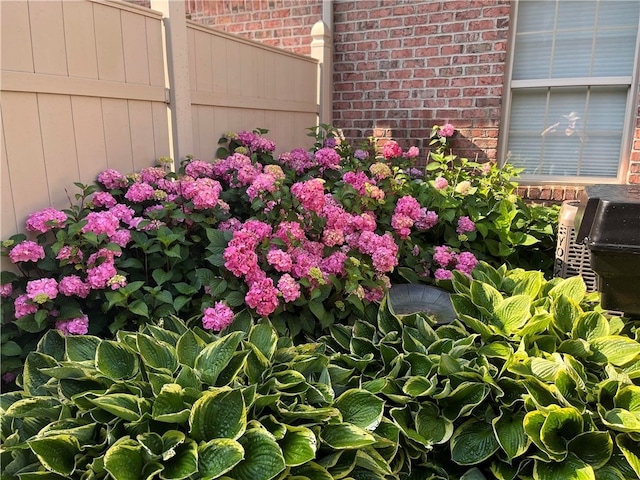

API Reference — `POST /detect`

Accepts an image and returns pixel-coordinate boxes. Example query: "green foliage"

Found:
[3,266,640,479]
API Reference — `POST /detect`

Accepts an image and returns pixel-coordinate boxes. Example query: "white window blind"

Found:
[505,0,640,180]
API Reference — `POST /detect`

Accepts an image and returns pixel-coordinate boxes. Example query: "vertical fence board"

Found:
[225,40,242,97]
[63,1,99,79]
[0,1,33,73]
[30,0,67,76]
[195,105,216,160]
[38,94,81,210]
[129,100,157,171]
[1,120,17,239]
[1,92,50,222]
[194,30,213,93]
[122,11,150,85]
[94,3,126,82]
[102,98,134,173]
[187,27,198,92]
[146,16,165,87]
[71,96,108,183]
[210,34,228,94]
[151,102,171,160]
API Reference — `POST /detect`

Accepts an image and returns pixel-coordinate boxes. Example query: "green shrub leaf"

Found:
[104,438,144,480]
[567,431,612,469]
[5,397,62,419]
[65,335,101,362]
[136,333,178,373]
[23,352,58,396]
[153,383,191,423]
[189,389,246,441]
[470,281,502,313]
[549,277,586,304]
[230,428,286,480]
[573,312,609,341]
[539,407,583,456]
[494,295,531,333]
[590,336,640,366]
[198,438,244,479]
[90,393,143,422]
[176,330,207,368]
[280,425,317,466]
[616,433,640,478]
[415,402,454,445]
[27,434,79,476]
[450,419,500,465]
[533,453,595,480]
[161,438,198,480]
[492,411,529,460]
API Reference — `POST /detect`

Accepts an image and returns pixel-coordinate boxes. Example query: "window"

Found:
[501,0,640,182]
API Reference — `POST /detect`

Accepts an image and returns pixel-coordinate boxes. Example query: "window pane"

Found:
[592,28,638,76]
[506,86,627,177]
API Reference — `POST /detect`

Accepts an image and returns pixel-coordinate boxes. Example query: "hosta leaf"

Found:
[539,407,583,456]
[549,276,587,304]
[614,385,640,412]
[590,336,640,366]
[280,425,317,467]
[230,428,286,480]
[355,447,393,476]
[249,323,278,360]
[441,382,489,421]
[334,389,385,431]
[403,375,438,397]
[153,383,190,423]
[90,393,142,422]
[492,411,529,460]
[415,402,454,445]
[601,408,640,432]
[189,389,246,441]
[567,431,613,469]
[28,435,79,476]
[512,270,544,298]
[494,295,531,333]
[5,397,62,419]
[198,438,244,479]
[573,312,610,342]
[552,294,582,333]
[378,298,402,335]
[195,331,244,385]
[389,406,432,448]
[138,432,164,458]
[290,462,333,480]
[534,453,595,480]
[37,329,66,360]
[104,438,144,480]
[530,357,562,382]
[161,438,198,480]
[616,433,640,478]
[470,281,502,313]
[136,333,178,373]
[96,341,139,380]
[176,330,207,368]
[319,423,376,449]
[23,352,58,396]
[450,419,500,466]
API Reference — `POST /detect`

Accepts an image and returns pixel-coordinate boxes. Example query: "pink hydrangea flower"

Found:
[25,208,67,233]
[457,216,476,234]
[14,294,38,318]
[0,283,12,297]
[109,204,135,224]
[2,372,16,384]
[291,178,326,213]
[434,268,453,280]
[320,251,348,276]
[266,249,293,272]
[124,182,155,203]
[92,192,117,208]
[109,229,132,248]
[202,302,235,331]
[456,252,478,275]
[140,166,168,184]
[97,169,128,189]
[9,240,45,263]
[56,315,89,336]
[415,210,438,230]
[382,140,403,160]
[343,171,373,195]
[26,278,58,304]
[58,275,91,298]
[277,274,301,303]
[278,148,316,174]
[403,146,420,159]
[438,123,455,137]
[82,211,120,236]
[455,181,472,195]
[273,221,306,247]
[433,246,456,268]
[245,277,279,316]
[315,147,341,170]
[218,218,243,232]
[434,177,449,190]
[86,261,117,289]
[247,173,278,201]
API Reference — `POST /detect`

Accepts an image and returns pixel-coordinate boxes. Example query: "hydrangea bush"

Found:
[0,125,558,385]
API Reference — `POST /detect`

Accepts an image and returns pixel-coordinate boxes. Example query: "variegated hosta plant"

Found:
[2,262,640,480]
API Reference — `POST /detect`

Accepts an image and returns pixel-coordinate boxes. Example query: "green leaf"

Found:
[1,340,22,356]
[104,438,144,480]
[230,428,286,480]
[415,402,454,445]
[492,411,529,460]
[249,323,278,360]
[28,435,79,476]
[198,438,244,479]
[280,425,317,467]
[176,330,206,368]
[152,268,174,286]
[90,393,142,421]
[136,333,178,373]
[549,276,586,304]
[320,423,376,449]
[573,312,610,341]
[23,352,58,396]
[195,331,244,385]
[153,384,190,423]
[534,453,595,480]
[162,438,198,480]
[470,281,502,313]
[129,299,149,318]
[189,389,246,441]
[616,433,640,478]
[552,294,582,333]
[334,389,385,431]
[567,431,613,469]
[450,419,500,465]
[5,397,62,419]
[494,295,531,333]
[96,341,139,380]
[65,335,101,362]
[539,407,583,456]
[590,336,640,366]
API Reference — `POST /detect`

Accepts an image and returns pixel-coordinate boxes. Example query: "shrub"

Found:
[3,265,640,479]
[0,126,559,386]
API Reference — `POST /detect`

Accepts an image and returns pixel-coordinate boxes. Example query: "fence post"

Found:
[150,0,193,165]
[310,20,333,127]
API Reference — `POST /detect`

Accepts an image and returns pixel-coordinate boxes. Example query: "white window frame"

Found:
[499,0,640,185]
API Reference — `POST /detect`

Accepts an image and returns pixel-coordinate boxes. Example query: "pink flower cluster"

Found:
[432,245,478,279]
[392,196,438,239]
[457,216,476,235]
[56,315,89,336]
[383,140,403,160]
[315,147,341,171]
[9,241,45,263]
[291,179,326,213]
[26,208,67,233]
[438,123,455,137]
[202,302,234,331]
[278,148,316,174]
[237,130,276,153]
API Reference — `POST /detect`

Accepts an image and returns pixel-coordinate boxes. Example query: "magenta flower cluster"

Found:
[432,245,478,280]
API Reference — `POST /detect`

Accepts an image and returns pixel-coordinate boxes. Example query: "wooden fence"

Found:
[0,0,329,239]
